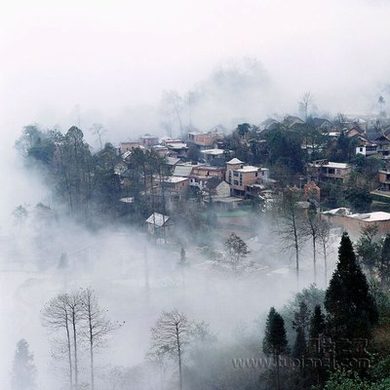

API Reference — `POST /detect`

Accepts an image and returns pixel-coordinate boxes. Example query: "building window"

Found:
[234,180,239,185]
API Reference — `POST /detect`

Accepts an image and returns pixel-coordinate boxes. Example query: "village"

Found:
[113,113,390,242]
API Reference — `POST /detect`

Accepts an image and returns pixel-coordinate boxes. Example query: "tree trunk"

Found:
[313,236,317,284]
[89,314,94,390]
[72,311,79,389]
[65,314,73,390]
[276,353,280,390]
[295,242,299,290]
[323,242,328,287]
[176,324,183,390]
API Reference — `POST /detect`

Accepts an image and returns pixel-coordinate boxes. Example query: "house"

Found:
[322,208,390,237]
[205,180,244,209]
[160,176,189,197]
[146,212,173,238]
[187,130,219,148]
[225,158,267,197]
[378,169,390,191]
[200,148,225,164]
[356,142,378,157]
[308,160,351,183]
[282,115,305,129]
[258,118,280,132]
[119,141,141,154]
[312,117,333,131]
[189,166,225,190]
[165,142,188,158]
[140,135,159,147]
[173,162,199,178]
[165,157,182,174]
[151,145,169,157]
[374,134,390,157]
[346,127,364,139]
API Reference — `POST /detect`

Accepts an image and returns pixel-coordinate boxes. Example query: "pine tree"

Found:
[293,300,311,338]
[293,327,306,359]
[325,232,379,340]
[11,339,36,390]
[309,305,325,339]
[263,307,288,390]
[309,305,326,385]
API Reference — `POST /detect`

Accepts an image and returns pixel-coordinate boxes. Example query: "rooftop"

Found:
[350,211,390,222]
[163,176,188,183]
[166,142,188,149]
[227,158,243,164]
[173,165,194,177]
[323,208,390,222]
[236,165,259,173]
[201,148,224,156]
[310,161,350,169]
[146,212,170,227]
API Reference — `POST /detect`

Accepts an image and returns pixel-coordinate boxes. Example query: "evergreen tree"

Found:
[293,300,311,338]
[11,339,36,390]
[309,305,326,386]
[325,232,378,340]
[292,327,306,359]
[263,307,288,390]
[309,305,325,339]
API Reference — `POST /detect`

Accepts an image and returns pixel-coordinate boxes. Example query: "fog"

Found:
[2,0,390,136]
[0,0,388,389]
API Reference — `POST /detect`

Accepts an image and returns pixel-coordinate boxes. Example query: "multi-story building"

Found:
[378,169,390,191]
[188,131,219,148]
[225,158,269,197]
[189,166,225,190]
[308,160,351,183]
[119,141,141,154]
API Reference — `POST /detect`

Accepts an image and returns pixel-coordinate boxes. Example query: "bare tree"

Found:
[42,294,74,390]
[161,91,184,137]
[66,292,83,389]
[90,123,106,150]
[80,288,115,390]
[278,188,305,287]
[224,233,250,273]
[149,310,191,390]
[317,219,331,285]
[299,91,313,121]
[302,203,320,284]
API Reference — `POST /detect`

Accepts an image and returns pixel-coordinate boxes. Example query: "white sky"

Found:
[1,0,390,134]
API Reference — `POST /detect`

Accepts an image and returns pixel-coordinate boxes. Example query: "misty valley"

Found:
[2,1,390,389]
[2,116,390,390]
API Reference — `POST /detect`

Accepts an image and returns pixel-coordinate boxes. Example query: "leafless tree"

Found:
[42,294,74,390]
[66,292,83,389]
[149,310,191,390]
[161,91,184,137]
[299,91,313,121]
[90,123,106,150]
[80,288,115,390]
[302,203,320,284]
[278,188,305,288]
[317,218,331,286]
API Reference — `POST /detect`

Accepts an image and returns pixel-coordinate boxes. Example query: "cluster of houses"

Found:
[116,114,390,239]
[117,129,273,209]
